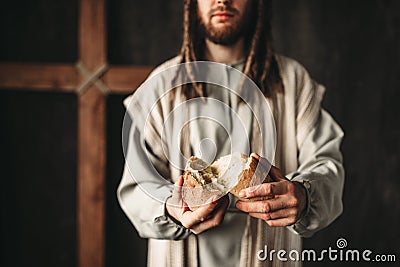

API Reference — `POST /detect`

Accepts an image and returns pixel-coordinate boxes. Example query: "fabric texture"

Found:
[117,55,344,267]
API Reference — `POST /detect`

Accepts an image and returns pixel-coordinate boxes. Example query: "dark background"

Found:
[1,0,399,266]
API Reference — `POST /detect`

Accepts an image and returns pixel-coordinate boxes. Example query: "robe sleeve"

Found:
[286,109,345,237]
[117,119,191,240]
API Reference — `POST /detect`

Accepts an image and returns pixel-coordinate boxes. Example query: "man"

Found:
[118,0,344,266]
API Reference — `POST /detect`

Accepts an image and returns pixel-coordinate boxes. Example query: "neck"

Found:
[204,38,245,64]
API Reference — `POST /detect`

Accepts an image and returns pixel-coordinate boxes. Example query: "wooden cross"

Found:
[0,0,152,266]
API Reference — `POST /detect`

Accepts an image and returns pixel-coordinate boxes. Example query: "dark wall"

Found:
[0,90,78,267]
[271,1,400,266]
[0,1,78,267]
[106,95,147,267]
[0,0,78,63]
[107,0,183,65]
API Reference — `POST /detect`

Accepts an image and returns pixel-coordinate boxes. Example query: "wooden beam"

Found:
[103,66,153,94]
[78,0,107,267]
[0,63,78,91]
[77,86,106,267]
[79,0,106,70]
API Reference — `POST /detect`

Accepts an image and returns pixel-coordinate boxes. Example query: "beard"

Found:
[198,4,253,46]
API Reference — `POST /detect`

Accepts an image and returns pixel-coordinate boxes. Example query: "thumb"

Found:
[268,165,287,182]
[175,175,186,196]
[176,175,184,186]
[250,153,287,182]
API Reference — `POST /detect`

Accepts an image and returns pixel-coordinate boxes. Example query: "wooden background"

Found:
[0,0,399,267]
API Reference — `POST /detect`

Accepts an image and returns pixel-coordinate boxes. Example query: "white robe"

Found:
[117,55,344,267]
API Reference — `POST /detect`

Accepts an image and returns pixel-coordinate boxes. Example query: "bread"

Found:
[182,153,273,209]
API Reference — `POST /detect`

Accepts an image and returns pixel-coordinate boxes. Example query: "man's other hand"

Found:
[235,153,307,227]
[166,175,229,234]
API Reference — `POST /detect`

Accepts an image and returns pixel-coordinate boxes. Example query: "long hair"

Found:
[178,0,283,98]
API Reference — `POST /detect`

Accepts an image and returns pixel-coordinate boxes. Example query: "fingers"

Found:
[236,180,307,227]
[189,196,229,234]
[171,175,184,198]
[176,175,184,186]
[239,182,288,199]
[166,175,189,219]
[180,195,221,229]
[168,176,185,207]
[265,217,298,227]
[173,175,184,196]
[248,208,298,222]
[236,197,288,213]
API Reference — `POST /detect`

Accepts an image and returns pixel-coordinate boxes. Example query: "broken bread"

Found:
[182,153,273,209]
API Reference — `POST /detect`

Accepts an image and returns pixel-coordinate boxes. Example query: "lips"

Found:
[211,12,235,22]
[212,12,234,18]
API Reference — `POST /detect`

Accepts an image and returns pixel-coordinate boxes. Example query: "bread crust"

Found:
[182,155,273,208]
[229,156,273,201]
[182,171,222,210]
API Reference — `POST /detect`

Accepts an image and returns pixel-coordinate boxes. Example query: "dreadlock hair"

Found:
[178,0,283,99]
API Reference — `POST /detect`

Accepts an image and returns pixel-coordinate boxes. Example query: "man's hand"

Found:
[166,175,229,235]
[235,153,307,227]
